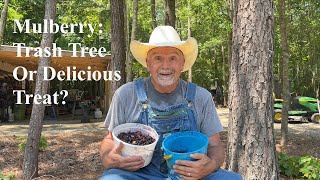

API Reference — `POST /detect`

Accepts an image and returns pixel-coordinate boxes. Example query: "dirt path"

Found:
[0,119,106,136]
[1,108,319,179]
[216,108,320,139]
[1,108,320,138]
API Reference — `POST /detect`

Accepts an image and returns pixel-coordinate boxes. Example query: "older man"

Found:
[99,26,241,180]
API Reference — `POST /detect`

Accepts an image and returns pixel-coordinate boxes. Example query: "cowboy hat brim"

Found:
[130,37,198,72]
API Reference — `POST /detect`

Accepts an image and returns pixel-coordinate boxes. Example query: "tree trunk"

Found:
[214,48,217,78]
[225,0,233,108]
[279,51,283,97]
[22,0,57,179]
[222,45,227,107]
[224,32,232,108]
[164,0,175,28]
[125,0,129,83]
[110,0,126,95]
[0,0,9,45]
[126,0,138,83]
[226,0,279,179]
[278,0,290,148]
[187,0,192,82]
[150,0,157,29]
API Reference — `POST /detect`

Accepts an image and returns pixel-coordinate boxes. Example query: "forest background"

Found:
[1,0,319,99]
[1,0,320,179]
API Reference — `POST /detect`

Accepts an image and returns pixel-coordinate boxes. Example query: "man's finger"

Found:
[175,159,196,167]
[120,159,145,169]
[114,142,124,154]
[190,153,206,160]
[121,156,144,163]
[179,174,198,180]
[173,165,194,174]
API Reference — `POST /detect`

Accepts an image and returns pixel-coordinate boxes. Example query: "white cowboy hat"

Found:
[130,26,198,72]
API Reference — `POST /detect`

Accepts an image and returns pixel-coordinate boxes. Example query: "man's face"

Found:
[146,47,185,90]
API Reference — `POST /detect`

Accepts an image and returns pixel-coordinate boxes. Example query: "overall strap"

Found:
[185,82,198,131]
[185,82,197,103]
[134,78,149,125]
[134,78,148,110]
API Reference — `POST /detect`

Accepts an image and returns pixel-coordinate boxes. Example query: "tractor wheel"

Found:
[274,109,282,123]
[311,113,320,124]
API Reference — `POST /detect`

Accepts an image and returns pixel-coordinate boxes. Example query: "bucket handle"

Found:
[164,153,172,160]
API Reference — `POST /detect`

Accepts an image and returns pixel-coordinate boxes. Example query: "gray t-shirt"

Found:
[104,77,222,137]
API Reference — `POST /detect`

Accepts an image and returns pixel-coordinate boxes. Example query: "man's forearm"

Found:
[207,143,225,169]
[206,133,225,171]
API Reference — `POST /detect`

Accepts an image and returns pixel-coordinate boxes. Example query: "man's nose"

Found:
[161,59,171,69]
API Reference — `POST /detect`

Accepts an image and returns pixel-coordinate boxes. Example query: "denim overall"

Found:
[99,78,243,180]
[135,78,198,179]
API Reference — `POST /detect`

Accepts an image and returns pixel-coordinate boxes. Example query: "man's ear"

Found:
[181,60,185,71]
[146,59,150,72]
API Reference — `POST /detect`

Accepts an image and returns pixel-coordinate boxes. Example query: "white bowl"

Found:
[112,123,159,167]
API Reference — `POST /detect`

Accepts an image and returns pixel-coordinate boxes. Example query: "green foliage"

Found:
[278,153,320,179]
[278,153,301,177]
[0,171,15,180]
[3,0,111,49]
[55,0,111,50]
[274,0,320,97]
[2,0,320,96]
[17,135,48,152]
[299,155,320,179]
[3,0,45,46]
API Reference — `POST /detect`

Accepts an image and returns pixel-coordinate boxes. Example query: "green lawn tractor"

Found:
[274,96,320,123]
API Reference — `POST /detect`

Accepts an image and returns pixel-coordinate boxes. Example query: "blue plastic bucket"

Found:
[162,131,209,169]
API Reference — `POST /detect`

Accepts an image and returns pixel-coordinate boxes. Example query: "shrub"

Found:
[0,171,15,180]
[17,135,48,152]
[278,153,301,177]
[298,155,320,179]
[278,153,320,180]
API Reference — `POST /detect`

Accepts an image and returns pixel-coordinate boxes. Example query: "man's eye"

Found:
[155,56,161,61]
[170,56,177,61]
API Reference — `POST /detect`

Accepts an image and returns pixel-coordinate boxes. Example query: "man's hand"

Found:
[173,153,217,180]
[102,142,145,171]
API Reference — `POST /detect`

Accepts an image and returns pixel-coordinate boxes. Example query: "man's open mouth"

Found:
[160,72,173,76]
[159,71,174,80]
